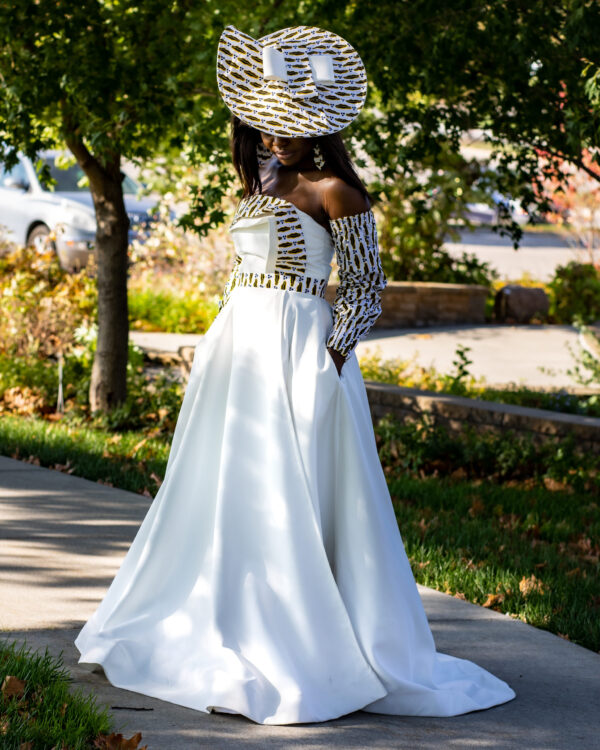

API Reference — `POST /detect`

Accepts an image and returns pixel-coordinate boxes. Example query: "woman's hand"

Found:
[327,346,346,376]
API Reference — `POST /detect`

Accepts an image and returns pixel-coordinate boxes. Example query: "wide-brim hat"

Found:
[217,25,367,138]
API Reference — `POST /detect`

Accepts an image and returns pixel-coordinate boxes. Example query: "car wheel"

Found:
[27,224,54,254]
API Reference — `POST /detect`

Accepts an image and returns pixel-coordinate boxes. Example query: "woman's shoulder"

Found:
[318,176,370,221]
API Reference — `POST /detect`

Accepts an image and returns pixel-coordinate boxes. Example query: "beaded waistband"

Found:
[229,270,328,298]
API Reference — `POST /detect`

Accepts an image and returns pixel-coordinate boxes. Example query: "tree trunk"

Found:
[88,163,130,412]
[63,115,131,413]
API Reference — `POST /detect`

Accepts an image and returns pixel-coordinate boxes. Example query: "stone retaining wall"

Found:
[172,348,600,451]
[365,381,600,453]
[325,281,489,327]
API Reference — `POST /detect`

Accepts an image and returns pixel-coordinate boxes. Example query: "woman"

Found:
[75,24,515,725]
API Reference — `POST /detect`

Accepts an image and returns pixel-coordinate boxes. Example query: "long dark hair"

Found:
[230,115,371,204]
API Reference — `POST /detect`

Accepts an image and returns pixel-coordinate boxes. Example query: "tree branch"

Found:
[533,142,600,184]
[59,98,110,191]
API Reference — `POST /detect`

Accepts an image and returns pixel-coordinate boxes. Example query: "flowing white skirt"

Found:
[75,286,515,724]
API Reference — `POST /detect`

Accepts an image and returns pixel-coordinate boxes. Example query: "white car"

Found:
[465,191,531,226]
[0,149,159,269]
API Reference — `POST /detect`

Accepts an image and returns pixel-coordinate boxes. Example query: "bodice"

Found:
[221,194,387,358]
[229,194,334,281]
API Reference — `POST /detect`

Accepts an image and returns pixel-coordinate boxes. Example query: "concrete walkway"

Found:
[132,323,587,390]
[1,455,599,749]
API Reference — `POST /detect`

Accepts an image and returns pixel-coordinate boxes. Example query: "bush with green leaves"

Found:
[0,246,97,357]
[374,151,499,287]
[0,324,183,433]
[375,414,599,494]
[548,261,600,324]
[129,286,218,333]
[360,347,600,418]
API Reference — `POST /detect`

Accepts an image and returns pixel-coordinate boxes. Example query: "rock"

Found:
[494,285,549,323]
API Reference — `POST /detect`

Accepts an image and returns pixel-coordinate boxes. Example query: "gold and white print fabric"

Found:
[326,210,386,357]
[219,197,386,358]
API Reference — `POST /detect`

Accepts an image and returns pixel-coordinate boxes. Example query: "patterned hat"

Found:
[216,25,367,137]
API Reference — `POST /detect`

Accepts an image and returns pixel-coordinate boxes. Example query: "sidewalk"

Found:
[1,455,599,749]
[132,323,586,390]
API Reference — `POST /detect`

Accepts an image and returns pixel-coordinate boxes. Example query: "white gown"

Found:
[75,196,515,724]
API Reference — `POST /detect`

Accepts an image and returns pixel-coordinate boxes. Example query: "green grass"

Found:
[390,475,600,652]
[0,413,598,652]
[0,414,170,496]
[128,287,218,334]
[0,640,111,748]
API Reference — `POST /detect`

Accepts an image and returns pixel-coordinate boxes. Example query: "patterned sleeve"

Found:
[217,254,242,312]
[326,209,387,358]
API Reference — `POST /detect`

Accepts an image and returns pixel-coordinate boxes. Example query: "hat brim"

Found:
[217,25,367,137]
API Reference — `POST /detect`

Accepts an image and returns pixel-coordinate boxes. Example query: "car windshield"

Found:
[41,157,141,195]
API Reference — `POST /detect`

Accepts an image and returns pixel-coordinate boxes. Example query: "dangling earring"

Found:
[313,143,325,170]
[256,141,271,166]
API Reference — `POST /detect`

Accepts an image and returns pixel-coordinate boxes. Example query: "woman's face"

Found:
[260,132,314,167]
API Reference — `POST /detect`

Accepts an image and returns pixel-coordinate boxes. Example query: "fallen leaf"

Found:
[498,513,520,530]
[519,574,545,596]
[128,436,149,458]
[543,476,572,493]
[454,592,467,601]
[468,497,485,518]
[2,675,26,700]
[93,732,147,750]
[482,593,504,608]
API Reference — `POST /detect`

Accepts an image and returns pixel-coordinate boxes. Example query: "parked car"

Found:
[0,150,159,270]
[465,190,531,226]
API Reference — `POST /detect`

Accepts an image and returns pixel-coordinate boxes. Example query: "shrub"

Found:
[374,154,499,287]
[129,287,218,333]
[0,246,97,357]
[360,348,600,418]
[0,324,183,433]
[374,415,599,493]
[548,261,600,323]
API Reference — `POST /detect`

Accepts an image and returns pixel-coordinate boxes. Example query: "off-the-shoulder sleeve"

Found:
[217,254,242,312]
[326,209,387,357]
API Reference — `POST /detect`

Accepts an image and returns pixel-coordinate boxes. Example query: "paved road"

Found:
[444,227,587,281]
[132,323,588,390]
[1,455,599,749]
